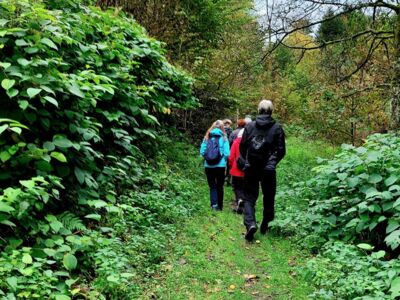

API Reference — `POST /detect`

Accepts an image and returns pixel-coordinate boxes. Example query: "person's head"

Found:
[204,119,225,139]
[237,119,246,128]
[258,99,274,115]
[223,119,232,128]
[244,116,252,124]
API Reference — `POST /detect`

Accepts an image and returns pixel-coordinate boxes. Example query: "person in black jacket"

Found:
[239,99,286,241]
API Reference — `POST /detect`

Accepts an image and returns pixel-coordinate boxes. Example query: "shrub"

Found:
[0,0,198,298]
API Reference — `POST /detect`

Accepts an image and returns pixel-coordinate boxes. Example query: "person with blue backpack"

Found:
[200,120,230,211]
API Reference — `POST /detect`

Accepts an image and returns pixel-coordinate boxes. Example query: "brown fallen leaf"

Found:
[244,274,259,282]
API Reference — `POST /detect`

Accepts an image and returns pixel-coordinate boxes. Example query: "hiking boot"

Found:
[245,225,257,241]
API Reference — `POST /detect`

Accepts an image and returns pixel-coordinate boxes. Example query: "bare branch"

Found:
[280,30,394,50]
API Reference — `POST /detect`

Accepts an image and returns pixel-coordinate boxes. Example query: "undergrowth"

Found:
[271,133,400,299]
[0,0,199,298]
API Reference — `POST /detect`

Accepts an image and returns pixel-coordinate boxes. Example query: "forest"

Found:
[0,0,399,299]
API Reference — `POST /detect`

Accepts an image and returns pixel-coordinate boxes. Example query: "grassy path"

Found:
[142,137,335,299]
[144,197,313,299]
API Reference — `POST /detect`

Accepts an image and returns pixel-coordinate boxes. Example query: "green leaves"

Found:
[6,277,18,291]
[43,96,58,107]
[53,136,73,148]
[385,175,398,186]
[27,87,42,98]
[74,167,85,184]
[368,174,383,184]
[40,37,58,50]
[356,243,374,251]
[84,214,101,221]
[51,152,67,163]
[22,253,33,264]
[63,253,77,271]
[0,202,14,213]
[390,277,400,298]
[1,79,15,90]
[67,81,85,98]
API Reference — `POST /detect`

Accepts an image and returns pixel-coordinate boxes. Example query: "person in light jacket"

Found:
[200,120,230,210]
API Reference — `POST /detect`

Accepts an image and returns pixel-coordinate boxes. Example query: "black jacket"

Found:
[239,114,286,171]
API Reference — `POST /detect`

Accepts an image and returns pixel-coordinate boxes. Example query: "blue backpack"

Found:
[204,135,223,165]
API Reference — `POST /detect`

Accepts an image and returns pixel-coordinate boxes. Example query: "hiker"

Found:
[228,127,245,214]
[239,100,286,241]
[223,119,233,140]
[223,119,233,185]
[229,119,246,146]
[200,120,230,211]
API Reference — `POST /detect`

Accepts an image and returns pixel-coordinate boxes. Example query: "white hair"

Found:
[214,119,223,127]
[244,116,252,124]
[258,99,274,114]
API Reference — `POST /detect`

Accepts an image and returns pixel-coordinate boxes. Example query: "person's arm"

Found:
[239,126,249,158]
[200,139,207,157]
[223,137,230,159]
[276,127,286,163]
[228,139,237,167]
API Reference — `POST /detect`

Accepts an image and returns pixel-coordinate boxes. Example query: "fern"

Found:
[57,212,86,232]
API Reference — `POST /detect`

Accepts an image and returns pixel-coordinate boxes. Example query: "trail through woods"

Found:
[142,138,321,299]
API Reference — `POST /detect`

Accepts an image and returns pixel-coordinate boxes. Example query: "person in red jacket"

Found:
[228,128,245,213]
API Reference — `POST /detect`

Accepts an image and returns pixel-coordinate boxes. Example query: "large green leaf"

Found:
[27,87,42,98]
[22,253,33,264]
[1,79,15,90]
[0,202,14,213]
[357,243,374,251]
[41,37,58,50]
[63,253,77,271]
[368,174,383,184]
[74,167,85,184]
[53,136,73,148]
[0,124,8,135]
[43,96,58,107]
[51,151,67,163]
[67,82,85,98]
[385,175,398,186]
[390,277,400,298]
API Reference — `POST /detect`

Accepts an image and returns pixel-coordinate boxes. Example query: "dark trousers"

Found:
[243,168,276,229]
[205,167,226,209]
[232,176,244,203]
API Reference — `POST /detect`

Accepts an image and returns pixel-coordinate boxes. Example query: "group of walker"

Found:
[200,100,286,241]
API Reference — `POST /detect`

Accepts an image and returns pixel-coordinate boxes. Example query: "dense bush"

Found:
[0,0,198,298]
[271,133,400,299]
[305,241,400,299]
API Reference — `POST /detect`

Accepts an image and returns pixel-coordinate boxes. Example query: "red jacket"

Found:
[228,137,244,177]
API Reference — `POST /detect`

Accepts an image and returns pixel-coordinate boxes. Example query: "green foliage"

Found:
[271,133,400,299]
[317,8,346,42]
[0,0,198,298]
[305,134,400,251]
[304,242,400,299]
